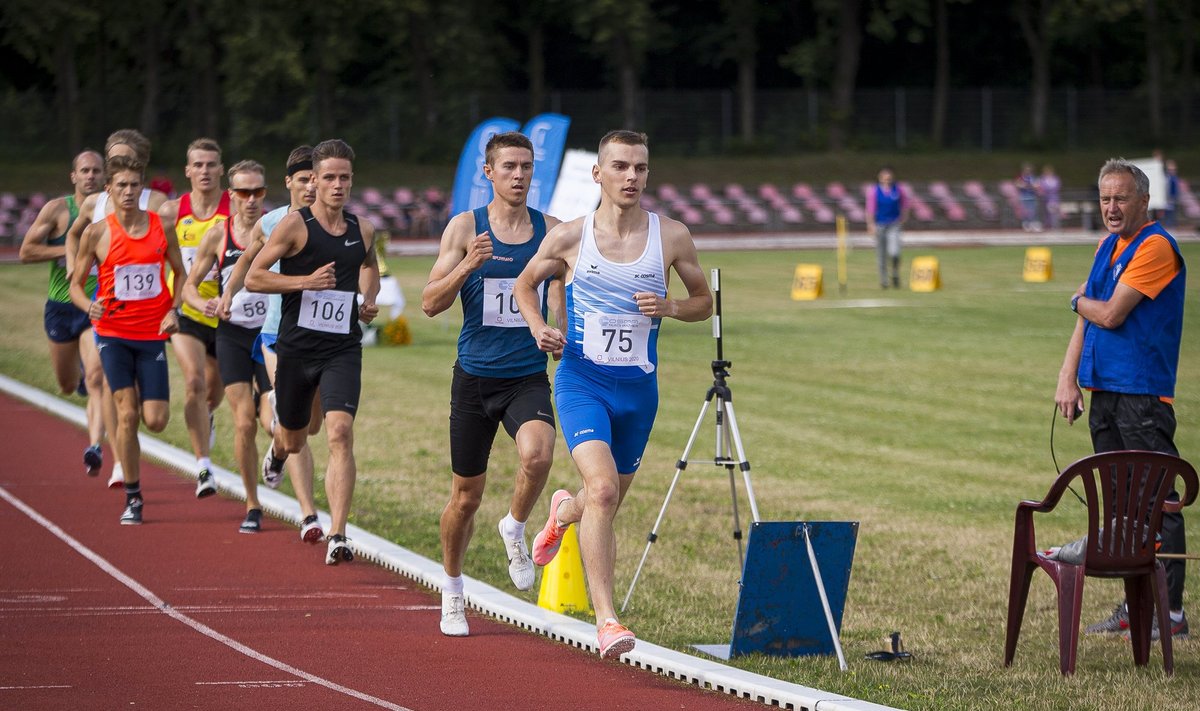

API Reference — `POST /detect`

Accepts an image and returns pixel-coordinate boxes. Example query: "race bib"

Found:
[298,289,354,334]
[113,263,162,301]
[582,312,651,366]
[180,246,216,280]
[481,278,540,328]
[229,291,269,328]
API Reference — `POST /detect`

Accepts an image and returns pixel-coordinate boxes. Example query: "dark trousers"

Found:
[1089,391,1186,609]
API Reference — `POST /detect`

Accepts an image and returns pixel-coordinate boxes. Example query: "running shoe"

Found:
[325,534,353,565]
[261,449,285,489]
[195,468,217,498]
[239,508,263,534]
[120,498,143,526]
[208,411,216,450]
[107,462,125,489]
[1084,602,1129,635]
[267,390,278,435]
[597,619,636,659]
[440,590,469,637]
[498,519,535,591]
[84,445,102,477]
[1147,611,1189,641]
[300,514,325,544]
[532,489,573,566]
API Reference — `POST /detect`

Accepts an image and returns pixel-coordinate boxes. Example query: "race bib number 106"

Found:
[298,289,354,334]
[482,278,541,327]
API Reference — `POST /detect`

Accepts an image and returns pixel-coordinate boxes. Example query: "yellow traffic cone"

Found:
[537,525,592,615]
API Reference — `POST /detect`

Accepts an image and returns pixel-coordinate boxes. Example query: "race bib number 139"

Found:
[113,263,162,301]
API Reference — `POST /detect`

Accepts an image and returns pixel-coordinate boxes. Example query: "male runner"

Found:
[69,155,185,525]
[246,139,380,565]
[159,138,229,499]
[221,146,325,543]
[20,149,107,475]
[66,130,170,489]
[514,130,712,658]
[421,131,563,636]
[183,159,272,534]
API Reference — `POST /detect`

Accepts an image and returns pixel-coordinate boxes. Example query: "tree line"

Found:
[1,0,1195,161]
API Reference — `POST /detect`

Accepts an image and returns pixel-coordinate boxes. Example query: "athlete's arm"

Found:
[421,212,489,317]
[69,223,102,318]
[147,190,169,213]
[358,220,381,323]
[245,212,331,294]
[64,193,97,279]
[634,220,712,322]
[222,218,267,301]
[542,214,567,331]
[515,219,579,354]
[183,223,223,319]
[161,221,184,335]
[1073,282,1144,330]
[156,198,180,233]
[19,198,67,263]
[1055,314,1087,424]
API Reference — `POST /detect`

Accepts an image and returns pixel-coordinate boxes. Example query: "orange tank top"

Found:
[94,212,173,341]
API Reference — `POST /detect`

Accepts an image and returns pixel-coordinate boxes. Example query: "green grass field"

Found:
[2,242,1197,710]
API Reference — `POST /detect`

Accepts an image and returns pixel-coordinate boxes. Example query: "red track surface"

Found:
[0,392,761,710]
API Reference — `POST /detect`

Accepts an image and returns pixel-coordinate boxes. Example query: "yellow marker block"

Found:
[537,525,592,615]
[791,264,824,301]
[909,256,941,292]
[1023,247,1053,282]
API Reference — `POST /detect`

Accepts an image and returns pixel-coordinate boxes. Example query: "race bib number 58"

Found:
[298,289,354,334]
[582,313,651,366]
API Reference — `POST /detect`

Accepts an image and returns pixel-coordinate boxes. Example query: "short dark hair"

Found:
[312,139,355,171]
[105,155,145,183]
[104,129,152,163]
[227,159,265,182]
[286,145,314,171]
[485,132,534,166]
[598,130,648,156]
[187,137,222,160]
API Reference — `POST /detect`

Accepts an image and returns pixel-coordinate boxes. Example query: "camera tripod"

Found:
[622,268,760,612]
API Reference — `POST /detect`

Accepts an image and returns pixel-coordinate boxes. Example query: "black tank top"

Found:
[276,206,366,358]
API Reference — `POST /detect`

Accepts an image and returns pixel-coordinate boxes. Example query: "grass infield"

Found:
[2,242,1197,710]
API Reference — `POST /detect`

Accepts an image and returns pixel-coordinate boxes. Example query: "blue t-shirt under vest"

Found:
[456,206,550,378]
[1078,222,1186,398]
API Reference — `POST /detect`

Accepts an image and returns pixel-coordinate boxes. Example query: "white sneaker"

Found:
[498,520,535,591]
[440,591,469,637]
[107,462,125,489]
[267,390,278,435]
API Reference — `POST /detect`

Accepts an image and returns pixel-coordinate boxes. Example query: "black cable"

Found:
[1050,404,1088,506]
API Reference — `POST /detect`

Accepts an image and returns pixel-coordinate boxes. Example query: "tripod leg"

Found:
[723,401,760,522]
[727,463,745,569]
[621,398,714,613]
[718,396,746,568]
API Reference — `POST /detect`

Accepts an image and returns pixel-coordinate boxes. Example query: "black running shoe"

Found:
[325,534,353,565]
[120,499,143,526]
[84,445,102,477]
[239,508,263,534]
[195,468,217,498]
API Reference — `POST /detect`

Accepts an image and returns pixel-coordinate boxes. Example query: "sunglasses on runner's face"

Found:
[231,187,266,199]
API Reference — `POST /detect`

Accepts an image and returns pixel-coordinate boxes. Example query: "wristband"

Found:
[1070,294,1081,313]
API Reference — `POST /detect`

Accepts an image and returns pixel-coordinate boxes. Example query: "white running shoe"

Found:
[300,514,325,544]
[498,520,535,591]
[195,468,217,498]
[325,534,353,565]
[107,462,125,489]
[440,591,469,637]
[261,449,285,489]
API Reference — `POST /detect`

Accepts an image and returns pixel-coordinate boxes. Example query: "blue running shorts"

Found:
[554,358,658,475]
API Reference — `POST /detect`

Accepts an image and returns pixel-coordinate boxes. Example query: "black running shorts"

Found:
[274,348,362,431]
[176,313,217,358]
[449,362,554,477]
[216,321,270,391]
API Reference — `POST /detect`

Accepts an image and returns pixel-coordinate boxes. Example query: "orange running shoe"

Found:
[532,489,573,566]
[598,619,636,659]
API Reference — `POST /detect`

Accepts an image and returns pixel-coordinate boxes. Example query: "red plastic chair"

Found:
[1004,451,1197,675]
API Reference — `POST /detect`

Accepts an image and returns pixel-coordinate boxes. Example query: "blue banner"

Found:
[449,116,521,217]
[521,113,572,213]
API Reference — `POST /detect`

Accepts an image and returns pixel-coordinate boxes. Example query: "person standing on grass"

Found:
[865,166,908,289]
[20,150,107,476]
[421,131,564,637]
[69,155,185,525]
[246,139,380,566]
[1056,158,1189,641]
[66,130,171,490]
[514,130,712,659]
[158,138,229,500]
[183,159,273,534]
[221,145,326,544]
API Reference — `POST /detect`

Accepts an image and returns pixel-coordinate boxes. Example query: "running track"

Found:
[0,392,766,710]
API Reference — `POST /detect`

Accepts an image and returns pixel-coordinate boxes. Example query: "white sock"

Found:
[443,573,464,595]
[500,512,525,539]
[198,457,211,471]
[1170,609,1185,622]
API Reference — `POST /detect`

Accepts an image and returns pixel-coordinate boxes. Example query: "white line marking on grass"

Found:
[0,485,413,711]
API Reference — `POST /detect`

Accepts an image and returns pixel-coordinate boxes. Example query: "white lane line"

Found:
[0,485,413,711]
[196,680,309,687]
[0,685,72,690]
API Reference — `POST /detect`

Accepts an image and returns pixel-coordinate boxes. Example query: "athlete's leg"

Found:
[205,356,224,411]
[111,387,141,485]
[225,381,260,511]
[568,440,637,627]
[323,410,356,537]
[79,332,106,448]
[48,338,82,395]
[510,420,555,522]
[141,400,170,433]
[170,332,212,461]
[441,473,486,578]
[262,343,319,517]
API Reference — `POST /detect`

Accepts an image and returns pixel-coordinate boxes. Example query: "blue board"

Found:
[695,521,858,659]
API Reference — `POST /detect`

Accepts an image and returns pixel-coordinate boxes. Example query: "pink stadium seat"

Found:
[691,183,714,201]
[27,193,46,210]
[0,193,17,210]
[1176,179,1200,219]
[393,187,416,205]
[362,188,384,206]
[658,184,681,201]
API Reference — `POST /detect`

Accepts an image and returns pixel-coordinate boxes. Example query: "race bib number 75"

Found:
[582,313,651,366]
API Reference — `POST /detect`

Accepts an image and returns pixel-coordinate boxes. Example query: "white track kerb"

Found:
[0,373,899,711]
